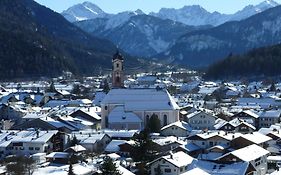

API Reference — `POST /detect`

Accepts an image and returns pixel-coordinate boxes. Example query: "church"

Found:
[101,51,180,130]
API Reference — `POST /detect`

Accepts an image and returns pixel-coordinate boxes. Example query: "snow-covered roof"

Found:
[0,130,58,147]
[239,132,272,144]
[222,144,269,162]
[93,91,107,106]
[101,89,179,111]
[188,160,249,175]
[190,131,242,141]
[242,110,259,118]
[40,117,77,131]
[44,99,92,108]
[65,145,86,152]
[107,153,121,160]
[217,118,256,130]
[186,110,215,119]
[104,140,127,152]
[181,168,210,175]
[179,143,201,152]
[108,106,142,123]
[137,76,157,82]
[152,136,184,146]
[161,121,191,131]
[78,134,108,144]
[259,110,281,118]
[198,86,218,95]
[157,151,193,168]
[46,152,70,159]
[105,130,138,138]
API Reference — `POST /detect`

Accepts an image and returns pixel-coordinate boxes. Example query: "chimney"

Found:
[169,151,173,159]
[36,130,39,138]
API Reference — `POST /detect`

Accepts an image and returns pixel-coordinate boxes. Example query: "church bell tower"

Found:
[112,50,124,88]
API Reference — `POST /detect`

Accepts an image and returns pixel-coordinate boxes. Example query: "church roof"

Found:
[108,106,142,123]
[101,88,180,111]
[113,51,124,60]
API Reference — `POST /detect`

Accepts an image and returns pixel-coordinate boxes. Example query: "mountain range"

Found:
[62,0,279,26]
[75,15,209,57]
[150,0,279,26]
[62,1,281,67]
[162,5,281,67]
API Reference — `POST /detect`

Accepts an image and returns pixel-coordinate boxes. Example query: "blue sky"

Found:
[34,0,281,14]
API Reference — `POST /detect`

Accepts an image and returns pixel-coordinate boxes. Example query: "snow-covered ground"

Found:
[33,163,92,175]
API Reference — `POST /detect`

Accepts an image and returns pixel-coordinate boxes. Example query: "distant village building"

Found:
[258,110,281,128]
[160,121,192,137]
[218,144,270,175]
[148,151,194,175]
[186,110,217,130]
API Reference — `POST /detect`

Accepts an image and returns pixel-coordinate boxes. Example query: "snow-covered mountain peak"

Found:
[135,9,145,15]
[81,1,104,14]
[61,1,108,22]
[181,5,207,11]
[255,0,279,10]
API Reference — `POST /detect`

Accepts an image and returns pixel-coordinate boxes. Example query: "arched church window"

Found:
[146,115,150,124]
[116,76,120,83]
[164,115,168,126]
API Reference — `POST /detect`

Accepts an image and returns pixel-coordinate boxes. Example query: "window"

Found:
[116,76,120,83]
[104,106,108,110]
[29,147,34,150]
[202,142,205,145]
[165,169,171,173]
[35,147,40,151]
[116,63,119,68]
[164,115,168,126]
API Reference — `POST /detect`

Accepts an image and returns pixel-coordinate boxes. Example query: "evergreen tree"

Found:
[147,114,161,133]
[102,79,110,93]
[71,84,81,95]
[5,156,36,175]
[131,129,159,175]
[269,82,276,92]
[46,81,56,92]
[68,162,75,175]
[100,156,121,175]
[69,135,79,147]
